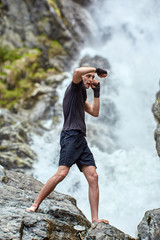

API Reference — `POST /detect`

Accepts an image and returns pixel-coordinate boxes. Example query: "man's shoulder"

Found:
[66,80,83,91]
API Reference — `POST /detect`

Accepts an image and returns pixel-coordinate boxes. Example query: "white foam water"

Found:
[32,0,160,237]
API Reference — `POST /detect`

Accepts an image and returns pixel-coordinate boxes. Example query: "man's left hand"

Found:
[91,80,100,98]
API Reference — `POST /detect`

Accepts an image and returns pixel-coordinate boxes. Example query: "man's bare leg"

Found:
[82,165,109,224]
[26,166,70,212]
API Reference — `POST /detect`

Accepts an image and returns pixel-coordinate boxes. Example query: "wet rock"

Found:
[18,83,57,121]
[79,54,111,70]
[0,109,37,169]
[137,208,160,240]
[57,0,93,45]
[46,72,68,85]
[85,222,135,240]
[0,169,91,239]
[17,72,67,122]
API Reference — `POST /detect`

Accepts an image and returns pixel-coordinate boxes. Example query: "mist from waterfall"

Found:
[32,0,160,237]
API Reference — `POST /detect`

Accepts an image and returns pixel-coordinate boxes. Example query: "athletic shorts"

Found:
[59,130,96,172]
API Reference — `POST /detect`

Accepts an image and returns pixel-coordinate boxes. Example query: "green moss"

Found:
[0,72,7,76]
[32,70,47,82]
[50,40,66,56]
[0,45,20,63]
[38,36,66,57]
[0,42,64,109]
[0,145,7,151]
[47,0,61,18]
[0,48,41,109]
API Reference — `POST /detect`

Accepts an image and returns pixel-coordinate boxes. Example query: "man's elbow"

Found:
[93,112,99,117]
[73,68,81,77]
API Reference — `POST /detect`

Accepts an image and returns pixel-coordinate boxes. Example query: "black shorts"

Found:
[59,130,96,172]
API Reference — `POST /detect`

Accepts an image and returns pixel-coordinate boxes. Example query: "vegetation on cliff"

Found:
[0,39,66,110]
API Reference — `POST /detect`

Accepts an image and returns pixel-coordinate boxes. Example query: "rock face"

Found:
[0,0,92,69]
[137,209,160,240]
[152,88,160,156]
[0,109,37,170]
[0,168,91,239]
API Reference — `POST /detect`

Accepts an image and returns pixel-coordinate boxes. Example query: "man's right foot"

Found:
[92,219,109,224]
[26,205,38,212]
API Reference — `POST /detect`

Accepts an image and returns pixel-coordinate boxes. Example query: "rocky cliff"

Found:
[1,165,160,240]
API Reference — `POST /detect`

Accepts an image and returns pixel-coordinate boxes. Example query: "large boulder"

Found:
[137,208,160,240]
[0,168,91,239]
[0,167,135,240]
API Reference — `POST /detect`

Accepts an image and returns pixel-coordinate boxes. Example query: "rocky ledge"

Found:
[0,166,160,240]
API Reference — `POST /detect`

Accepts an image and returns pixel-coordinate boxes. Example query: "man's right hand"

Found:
[96,68,107,78]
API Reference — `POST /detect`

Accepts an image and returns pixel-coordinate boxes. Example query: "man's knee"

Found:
[87,170,99,185]
[91,172,98,183]
[56,166,69,181]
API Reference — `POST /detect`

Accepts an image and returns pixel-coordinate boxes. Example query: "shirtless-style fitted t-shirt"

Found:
[62,80,87,136]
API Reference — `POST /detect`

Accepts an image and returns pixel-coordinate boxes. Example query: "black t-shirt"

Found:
[62,80,87,135]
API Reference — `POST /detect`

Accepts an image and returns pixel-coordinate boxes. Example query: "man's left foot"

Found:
[92,219,109,224]
[26,205,38,212]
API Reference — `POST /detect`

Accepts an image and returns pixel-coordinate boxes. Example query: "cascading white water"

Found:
[32,0,160,237]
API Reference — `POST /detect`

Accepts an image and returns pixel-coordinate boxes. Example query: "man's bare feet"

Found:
[92,219,109,224]
[26,204,38,212]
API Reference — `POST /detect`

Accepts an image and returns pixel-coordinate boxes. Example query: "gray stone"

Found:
[0,109,37,170]
[0,169,91,239]
[58,0,93,45]
[79,55,111,70]
[137,209,160,240]
[85,222,135,240]
[18,83,58,122]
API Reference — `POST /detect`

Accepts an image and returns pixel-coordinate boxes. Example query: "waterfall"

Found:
[32,0,160,237]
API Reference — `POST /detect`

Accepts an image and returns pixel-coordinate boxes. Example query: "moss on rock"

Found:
[0,42,64,110]
[47,0,62,18]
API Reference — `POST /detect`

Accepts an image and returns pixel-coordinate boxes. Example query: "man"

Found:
[26,66,109,224]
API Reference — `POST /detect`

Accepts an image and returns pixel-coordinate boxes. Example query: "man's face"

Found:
[82,72,95,89]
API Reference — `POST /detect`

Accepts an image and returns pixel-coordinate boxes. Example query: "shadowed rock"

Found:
[137,209,160,240]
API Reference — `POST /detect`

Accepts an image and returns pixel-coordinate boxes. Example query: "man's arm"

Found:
[85,99,100,117]
[85,80,100,117]
[72,67,96,84]
[73,67,107,84]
